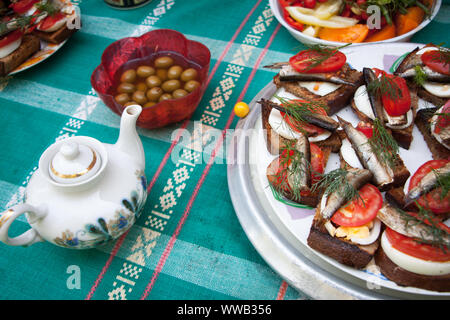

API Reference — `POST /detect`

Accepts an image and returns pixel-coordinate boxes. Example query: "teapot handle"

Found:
[0,204,47,247]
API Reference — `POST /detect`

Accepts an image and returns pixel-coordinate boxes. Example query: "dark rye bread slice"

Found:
[260,99,342,155]
[339,127,410,192]
[415,107,450,160]
[307,207,379,269]
[0,34,40,76]
[266,147,332,208]
[273,64,364,115]
[33,24,78,44]
[375,247,450,292]
[349,87,419,150]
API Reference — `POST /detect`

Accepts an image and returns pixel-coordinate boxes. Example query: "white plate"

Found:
[228,42,450,299]
[269,0,442,47]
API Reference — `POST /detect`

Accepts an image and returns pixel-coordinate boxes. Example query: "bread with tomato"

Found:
[394,44,449,109]
[259,97,341,155]
[349,68,419,150]
[375,204,450,292]
[32,3,79,44]
[267,47,364,116]
[306,167,383,269]
[415,103,450,160]
[0,29,40,76]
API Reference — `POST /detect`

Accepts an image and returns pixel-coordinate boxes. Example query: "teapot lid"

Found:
[49,141,102,184]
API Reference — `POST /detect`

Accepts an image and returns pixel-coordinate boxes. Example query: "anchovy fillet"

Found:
[287,134,311,192]
[264,63,356,86]
[338,117,394,188]
[404,162,450,207]
[320,168,373,220]
[363,68,386,123]
[259,99,339,132]
[396,65,450,83]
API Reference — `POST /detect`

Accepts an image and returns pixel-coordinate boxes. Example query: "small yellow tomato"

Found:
[234,101,250,118]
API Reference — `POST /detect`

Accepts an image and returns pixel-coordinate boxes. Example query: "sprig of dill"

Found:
[397,204,449,253]
[413,65,427,86]
[311,168,365,206]
[272,95,329,136]
[368,119,399,168]
[270,143,312,202]
[432,167,450,200]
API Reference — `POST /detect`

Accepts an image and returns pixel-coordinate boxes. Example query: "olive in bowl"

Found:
[91,29,211,129]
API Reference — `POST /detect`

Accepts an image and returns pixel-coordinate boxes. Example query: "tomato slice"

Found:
[9,0,39,14]
[380,75,411,116]
[289,49,346,74]
[356,121,373,139]
[331,184,383,227]
[434,100,450,135]
[0,30,23,49]
[385,227,450,262]
[38,12,66,31]
[421,50,450,76]
[310,143,324,184]
[280,99,327,136]
[408,160,450,214]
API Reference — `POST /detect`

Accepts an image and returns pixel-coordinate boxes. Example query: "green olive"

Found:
[143,101,157,108]
[136,65,155,78]
[145,75,162,89]
[132,90,148,105]
[180,68,198,82]
[167,65,183,80]
[172,88,189,99]
[117,82,135,94]
[146,87,163,102]
[120,69,137,83]
[135,82,148,92]
[154,56,174,69]
[156,69,168,82]
[159,93,172,102]
[184,80,201,92]
[115,93,130,105]
[161,79,181,93]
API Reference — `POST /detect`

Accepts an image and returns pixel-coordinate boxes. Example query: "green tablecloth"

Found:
[0,0,449,300]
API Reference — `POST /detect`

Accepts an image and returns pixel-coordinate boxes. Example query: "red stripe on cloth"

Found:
[276,281,288,300]
[140,23,282,300]
[84,1,264,301]
[85,231,129,300]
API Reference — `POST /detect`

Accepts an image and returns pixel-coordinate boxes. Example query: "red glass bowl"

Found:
[91,29,211,129]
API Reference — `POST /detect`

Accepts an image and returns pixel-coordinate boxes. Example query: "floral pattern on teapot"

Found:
[54,170,147,249]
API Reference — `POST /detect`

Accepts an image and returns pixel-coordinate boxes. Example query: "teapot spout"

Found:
[115,105,145,169]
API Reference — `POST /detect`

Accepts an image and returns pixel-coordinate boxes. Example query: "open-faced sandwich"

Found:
[259,94,341,155]
[307,167,383,269]
[349,67,419,149]
[394,44,450,108]
[376,203,450,292]
[338,117,410,192]
[0,15,40,76]
[265,45,364,115]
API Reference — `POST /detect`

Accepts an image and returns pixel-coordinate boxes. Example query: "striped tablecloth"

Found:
[0,0,449,300]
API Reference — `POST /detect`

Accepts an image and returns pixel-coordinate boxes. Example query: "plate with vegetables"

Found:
[228,42,450,299]
[269,0,441,45]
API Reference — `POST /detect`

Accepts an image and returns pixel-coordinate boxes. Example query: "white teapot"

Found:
[0,105,147,249]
